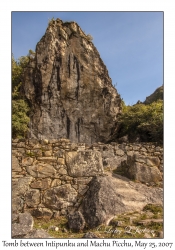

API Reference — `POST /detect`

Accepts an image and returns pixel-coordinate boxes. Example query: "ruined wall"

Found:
[12,139,163,219]
[23,19,121,143]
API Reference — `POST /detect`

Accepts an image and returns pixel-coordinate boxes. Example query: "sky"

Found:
[12,11,163,105]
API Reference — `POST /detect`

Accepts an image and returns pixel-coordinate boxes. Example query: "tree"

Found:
[12,53,30,138]
[12,54,29,92]
[12,99,30,138]
[117,100,163,143]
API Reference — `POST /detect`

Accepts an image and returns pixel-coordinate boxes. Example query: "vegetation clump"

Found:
[86,34,93,41]
[116,99,163,144]
[12,53,32,138]
[33,204,163,239]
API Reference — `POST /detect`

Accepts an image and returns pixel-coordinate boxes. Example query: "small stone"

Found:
[158,231,163,238]
[61,209,67,215]
[30,178,52,190]
[58,167,67,175]
[115,149,125,156]
[68,211,85,231]
[33,144,41,149]
[25,189,40,207]
[17,142,26,148]
[127,151,134,156]
[43,139,49,144]
[57,158,65,165]
[48,226,59,231]
[37,157,57,162]
[12,156,22,172]
[82,232,99,238]
[140,147,147,152]
[53,211,60,219]
[51,179,62,187]
[43,150,52,157]
[110,219,123,227]
[144,233,151,238]
[63,228,68,233]
[31,149,42,157]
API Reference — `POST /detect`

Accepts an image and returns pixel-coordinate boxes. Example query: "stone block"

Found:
[58,167,67,175]
[57,158,65,165]
[43,184,77,210]
[30,178,52,190]
[16,142,26,148]
[128,162,162,184]
[12,177,34,197]
[25,189,40,207]
[115,149,125,156]
[12,156,22,172]
[51,179,62,187]
[26,163,57,178]
[21,157,34,167]
[134,154,160,167]
[12,212,34,238]
[43,150,52,157]
[65,150,103,177]
[30,149,42,157]
[37,157,57,163]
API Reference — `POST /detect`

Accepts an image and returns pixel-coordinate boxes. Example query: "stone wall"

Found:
[12,139,163,219]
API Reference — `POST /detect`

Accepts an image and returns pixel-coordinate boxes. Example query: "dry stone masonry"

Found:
[23,18,122,143]
[12,138,163,225]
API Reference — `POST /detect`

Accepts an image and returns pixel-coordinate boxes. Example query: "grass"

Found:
[33,217,84,238]
[33,204,163,239]
[143,204,163,215]
[112,168,126,176]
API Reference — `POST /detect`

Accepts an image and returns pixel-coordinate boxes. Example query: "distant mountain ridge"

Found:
[143,85,163,104]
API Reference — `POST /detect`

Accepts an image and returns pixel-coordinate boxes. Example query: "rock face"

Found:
[78,174,163,229]
[23,18,121,143]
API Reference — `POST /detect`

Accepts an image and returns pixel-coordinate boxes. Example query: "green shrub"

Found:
[12,53,31,138]
[117,100,163,143]
[12,99,30,138]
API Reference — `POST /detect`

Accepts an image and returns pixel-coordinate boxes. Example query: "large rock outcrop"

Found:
[23,18,121,143]
[77,174,163,228]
